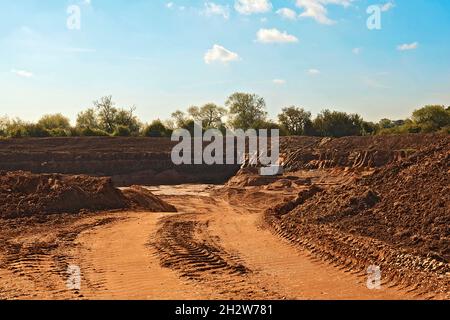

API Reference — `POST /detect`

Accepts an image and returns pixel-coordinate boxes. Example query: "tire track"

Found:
[151,214,278,299]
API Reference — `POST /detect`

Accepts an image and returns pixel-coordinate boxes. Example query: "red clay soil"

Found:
[266,140,450,297]
[121,186,176,212]
[0,171,176,218]
[281,134,449,170]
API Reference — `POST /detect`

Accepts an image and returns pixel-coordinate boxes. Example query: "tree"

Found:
[313,110,364,137]
[94,96,118,133]
[0,116,9,137]
[37,114,71,131]
[361,121,377,136]
[92,96,141,134]
[114,107,141,134]
[278,106,312,136]
[76,108,99,129]
[378,118,395,129]
[143,119,171,137]
[113,125,131,137]
[412,105,450,131]
[171,110,188,128]
[188,103,227,128]
[226,93,267,130]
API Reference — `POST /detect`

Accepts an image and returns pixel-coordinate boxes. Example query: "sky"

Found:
[0,0,450,124]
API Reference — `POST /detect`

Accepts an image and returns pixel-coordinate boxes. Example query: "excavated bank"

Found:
[265,141,450,298]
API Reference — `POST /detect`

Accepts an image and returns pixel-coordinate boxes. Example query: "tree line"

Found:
[1,93,449,138]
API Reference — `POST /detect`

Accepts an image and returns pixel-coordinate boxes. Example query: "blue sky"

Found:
[1,0,449,124]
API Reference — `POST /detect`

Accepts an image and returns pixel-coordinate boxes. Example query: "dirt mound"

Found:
[266,141,450,295]
[226,168,278,187]
[121,186,177,212]
[0,171,176,218]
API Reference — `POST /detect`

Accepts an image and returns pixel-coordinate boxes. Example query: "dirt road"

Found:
[64,185,412,300]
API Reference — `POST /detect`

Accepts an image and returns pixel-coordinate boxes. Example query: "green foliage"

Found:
[313,110,364,137]
[226,93,267,130]
[171,110,188,128]
[92,96,141,134]
[278,106,312,136]
[1,95,449,139]
[187,103,227,129]
[80,127,109,137]
[143,119,171,137]
[76,108,99,129]
[37,114,71,131]
[412,105,450,131]
[114,108,141,134]
[113,125,131,137]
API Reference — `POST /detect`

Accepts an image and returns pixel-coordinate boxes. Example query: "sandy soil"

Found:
[0,184,416,300]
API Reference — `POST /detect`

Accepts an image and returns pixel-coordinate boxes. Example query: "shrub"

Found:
[80,127,109,137]
[143,120,170,137]
[113,125,131,137]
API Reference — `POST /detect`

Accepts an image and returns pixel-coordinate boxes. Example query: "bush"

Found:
[37,114,71,131]
[143,120,170,137]
[113,125,131,137]
[80,127,109,137]
[48,128,70,137]
[313,110,363,137]
[25,124,51,137]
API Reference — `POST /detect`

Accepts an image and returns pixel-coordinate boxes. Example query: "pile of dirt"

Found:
[225,168,279,187]
[0,171,176,218]
[121,186,177,212]
[266,141,450,295]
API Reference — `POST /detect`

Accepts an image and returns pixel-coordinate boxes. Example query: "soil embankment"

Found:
[0,137,239,186]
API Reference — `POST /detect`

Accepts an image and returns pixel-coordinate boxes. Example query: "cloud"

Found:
[397,42,419,51]
[203,2,230,19]
[11,69,33,78]
[256,28,298,44]
[308,68,320,75]
[381,2,395,12]
[204,44,240,64]
[296,0,353,25]
[273,79,286,85]
[276,8,297,20]
[166,2,174,9]
[235,0,272,15]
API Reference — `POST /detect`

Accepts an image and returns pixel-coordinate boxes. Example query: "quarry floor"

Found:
[0,184,416,300]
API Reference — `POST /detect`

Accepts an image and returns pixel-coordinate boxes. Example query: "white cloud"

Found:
[352,47,362,54]
[296,0,353,25]
[166,2,174,9]
[11,69,33,78]
[203,2,230,19]
[397,42,418,51]
[256,28,298,44]
[381,2,395,12]
[308,68,320,75]
[276,8,297,20]
[273,79,286,85]
[204,44,240,64]
[235,0,272,15]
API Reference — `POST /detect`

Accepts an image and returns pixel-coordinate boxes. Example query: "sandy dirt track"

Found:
[61,185,412,300]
